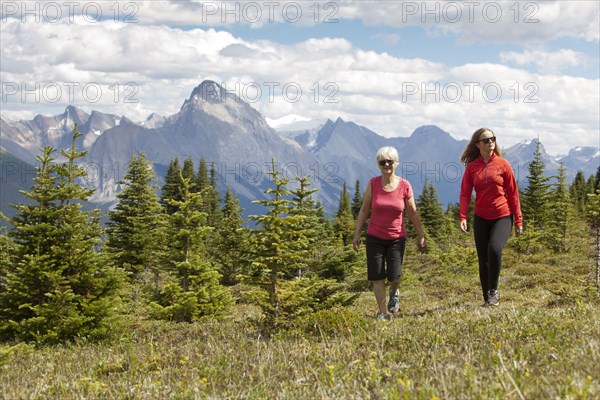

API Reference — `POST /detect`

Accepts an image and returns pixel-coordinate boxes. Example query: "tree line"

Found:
[1,127,598,343]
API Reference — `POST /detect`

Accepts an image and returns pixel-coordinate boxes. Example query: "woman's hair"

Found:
[460,128,501,164]
[376,146,399,162]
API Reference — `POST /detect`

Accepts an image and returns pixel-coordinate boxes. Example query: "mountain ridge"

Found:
[2,80,598,221]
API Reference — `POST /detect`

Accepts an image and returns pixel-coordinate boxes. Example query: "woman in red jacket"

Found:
[353,146,426,320]
[459,128,523,307]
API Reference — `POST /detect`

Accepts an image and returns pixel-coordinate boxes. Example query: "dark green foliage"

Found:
[276,276,359,320]
[586,175,595,198]
[196,158,209,195]
[105,153,163,280]
[289,175,322,277]
[586,188,600,287]
[0,126,122,343]
[522,139,551,230]
[247,162,360,331]
[206,163,222,226]
[151,177,232,322]
[333,181,355,246]
[544,163,573,252]
[161,158,182,214]
[182,157,196,192]
[248,160,311,327]
[211,187,252,286]
[570,170,587,214]
[416,179,445,239]
[0,223,16,296]
[351,179,362,219]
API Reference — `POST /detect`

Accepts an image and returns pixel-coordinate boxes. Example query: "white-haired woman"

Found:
[353,146,426,320]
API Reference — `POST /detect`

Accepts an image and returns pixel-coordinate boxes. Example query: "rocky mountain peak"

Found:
[189,80,230,104]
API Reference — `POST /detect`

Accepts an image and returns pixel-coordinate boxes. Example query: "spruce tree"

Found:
[416,179,445,239]
[289,175,321,277]
[182,157,196,192]
[333,181,355,246]
[248,160,310,327]
[151,177,232,322]
[207,162,222,226]
[351,179,363,219]
[570,171,587,214]
[545,162,572,252]
[161,158,182,214]
[586,175,596,200]
[105,153,163,280]
[249,162,357,330]
[521,139,551,230]
[586,187,600,287]
[0,221,16,294]
[212,187,251,286]
[594,166,600,193]
[0,126,121,343]
[196,158,209,194]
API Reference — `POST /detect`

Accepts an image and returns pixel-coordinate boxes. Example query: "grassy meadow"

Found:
[1,231,599,400]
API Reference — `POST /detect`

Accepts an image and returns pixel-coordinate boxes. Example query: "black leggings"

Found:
[473,214,513,301]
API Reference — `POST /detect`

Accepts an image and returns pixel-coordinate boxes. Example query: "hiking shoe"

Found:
[377,313,391,321]
[387,295,400,313]
[486,289,500,306]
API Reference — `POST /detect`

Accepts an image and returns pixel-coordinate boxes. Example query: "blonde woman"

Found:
[459,128,523,307]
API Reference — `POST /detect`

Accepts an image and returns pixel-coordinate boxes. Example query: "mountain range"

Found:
[1,80,598,221]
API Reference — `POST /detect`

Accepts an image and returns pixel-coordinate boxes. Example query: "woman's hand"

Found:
[352,233,361,251]
[515,225,523,236]
[460,219,468,233]
[417,235,426,253]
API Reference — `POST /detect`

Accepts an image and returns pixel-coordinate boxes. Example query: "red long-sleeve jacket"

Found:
[460,153,523,226]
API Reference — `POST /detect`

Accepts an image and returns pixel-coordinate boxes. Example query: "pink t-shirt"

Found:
[366,176,413,240]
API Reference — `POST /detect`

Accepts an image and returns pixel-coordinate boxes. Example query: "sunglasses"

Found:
[378,159,395,166]
[478,136,496,144]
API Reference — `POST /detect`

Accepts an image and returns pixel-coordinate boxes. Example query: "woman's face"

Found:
[377,157,397,175]
[475,130,496,153]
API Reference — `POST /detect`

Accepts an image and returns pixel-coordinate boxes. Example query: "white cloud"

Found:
[1,5,598,156]
[500,49,586,74]
[339,0,600,44]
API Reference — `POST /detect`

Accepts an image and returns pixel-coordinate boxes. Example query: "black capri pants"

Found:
[366,234,406,282]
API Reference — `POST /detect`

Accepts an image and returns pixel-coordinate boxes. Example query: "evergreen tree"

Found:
[0,126,121,343]
[196,158,209,194]
[586,175,596,199]
[160,158,182,214]
[249,161,357,330]
[289,175,321,277]
[248,160,311,327]
[586,187,600,287]
[570,170,587,214]
[595,166,600,193]
[105,153,163,280]
[182,157,196,192]
[0,219,16,295]
[151,177,232,322]
[521,139,551,230]
[351,179,363,219]
[333,181,355,246]
[207,162,222,226]
[416,179,445,239]
[545,162,572,252]
[212,187,251,286]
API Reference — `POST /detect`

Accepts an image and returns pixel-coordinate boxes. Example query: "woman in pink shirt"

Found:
[353,146,426,320]
[459,128,523,307]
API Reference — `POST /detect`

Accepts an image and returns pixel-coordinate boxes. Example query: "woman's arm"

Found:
[405,196,426,252]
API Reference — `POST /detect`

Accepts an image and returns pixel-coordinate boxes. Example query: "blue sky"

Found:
[1,0,599,154]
